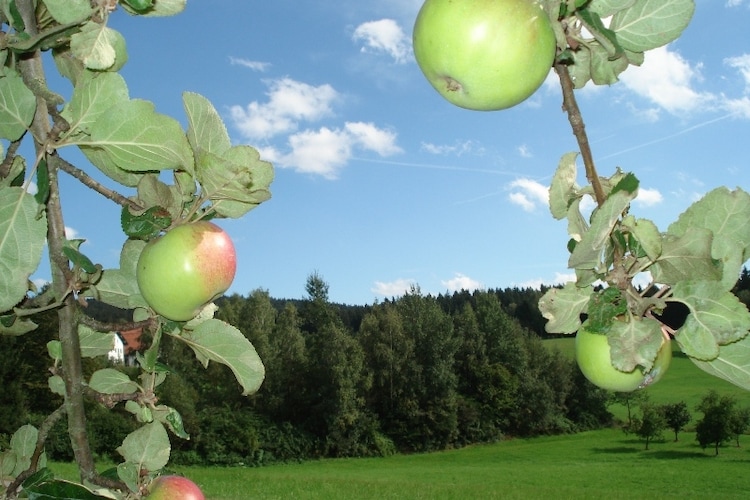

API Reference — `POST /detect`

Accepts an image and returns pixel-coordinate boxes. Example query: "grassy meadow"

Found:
[50,337,750,499]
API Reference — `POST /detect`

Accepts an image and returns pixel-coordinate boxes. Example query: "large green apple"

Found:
[412,0,556,111]
[575,327,672,392]
[146,475,205,500]
[136,221,236,321]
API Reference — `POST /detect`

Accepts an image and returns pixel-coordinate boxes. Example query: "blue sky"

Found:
[38,0,750,305]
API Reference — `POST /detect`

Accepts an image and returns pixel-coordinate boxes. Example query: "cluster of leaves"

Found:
[540,156,750,388]
[536,0,750,392]
[0,0,272,497]
[546,0,696,88]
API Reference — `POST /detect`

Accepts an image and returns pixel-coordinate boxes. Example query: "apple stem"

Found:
[554,62,606,208]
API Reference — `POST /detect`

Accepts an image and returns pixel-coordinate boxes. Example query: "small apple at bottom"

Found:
[146,475,205,500]
[575,327,672,392]
[137,221,236,321]
[412,0,557,111]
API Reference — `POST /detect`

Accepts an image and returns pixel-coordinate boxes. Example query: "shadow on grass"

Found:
[591,446,641,454]
[640,449,710,459]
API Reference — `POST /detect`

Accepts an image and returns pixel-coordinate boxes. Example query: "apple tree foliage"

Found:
[0,0,270,497]
[537,0,750,392]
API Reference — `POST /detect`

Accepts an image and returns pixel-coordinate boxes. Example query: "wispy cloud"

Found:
[420,139,485,156]
[352,19,411,64]
[507,178,549,212]
[516,272,576,290]
[229,56,271,72]
[372,278,417,297]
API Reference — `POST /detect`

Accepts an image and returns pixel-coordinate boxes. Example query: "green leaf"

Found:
[121,0,154,12]
[48,375,65,397]
[539,282,592,334]
[577,7,623,58]
[672,280,750,359]
[79,145,142,187]
[588,0,637,17]
[62,71,130,138]
[0,70,37,141]
[86,237,147,310]
[183,91,231,158]
[135,173,183,221]
[62,243,97,273]
[0,314,37,335]
[610,0,696,52]
[78,325,116,358]
[568,190,633,269]
[116,422,171,472]
[10,424,38,476]
[89,368,139,394]
[152,405,190,439]
[549,152,579,220]
[666,187,750,291]
[86,99,194,174]
[119,0,186,16]
[23,478,111,499]
[176,319,265,395]
[650,228,721,285]
[121,205,172,239]
[607,317,664,372]
[41,0,92,24]
[621,215,661,261]
[0,187,47,313]
[117,461,140,494]
[198,145,274,218]
[690,335,750,392]
[70,21,120,70]
[586,287,627,333]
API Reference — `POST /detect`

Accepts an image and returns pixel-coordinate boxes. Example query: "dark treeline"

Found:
[3,269,749,466]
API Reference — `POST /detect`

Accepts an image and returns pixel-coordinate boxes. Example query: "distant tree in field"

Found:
[630,403,667,450]
[729,406,750,447]
[662,402,691,441]
[695,390,737,455]
[612,391,649,429]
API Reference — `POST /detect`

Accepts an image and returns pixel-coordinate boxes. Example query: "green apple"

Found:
[412,0,556,111]
[575,327,672,392]
[136,221,236,321]
[146,475,205,500]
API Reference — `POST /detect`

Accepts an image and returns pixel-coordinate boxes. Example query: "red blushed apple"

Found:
[145,475,205,500]
[136,221,237,321]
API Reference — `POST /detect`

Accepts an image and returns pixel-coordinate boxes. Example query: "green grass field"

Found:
[52,428,750,499]
[50,338,750,499]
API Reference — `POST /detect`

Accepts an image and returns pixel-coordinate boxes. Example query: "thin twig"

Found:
[52,155,143,211]
[554,61,606,207]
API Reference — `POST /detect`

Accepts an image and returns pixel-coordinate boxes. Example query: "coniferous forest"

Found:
[3,269,749,466]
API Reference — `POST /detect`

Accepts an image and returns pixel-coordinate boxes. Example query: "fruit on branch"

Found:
[146,475,205,500]
[137,221,236,321]
[575,327,672,392]
[412,0,556,111]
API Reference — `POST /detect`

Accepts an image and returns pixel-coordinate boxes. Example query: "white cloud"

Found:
[372,278,416,297]
[725,54,750,92]
[517,272,576,290]
[507,178,549,212]
[65,226,80,240]
[726,0,748,6]
[441,273,483,293]
[229,56,271,72]
[352,19,411,64]
[264,122,401,179]
[634,187,663,207]
[230,78,339,140]
[619,46,714,117]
